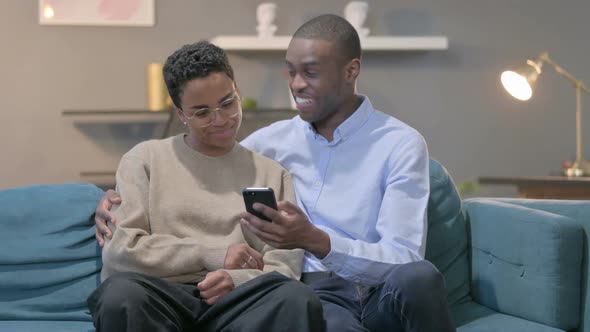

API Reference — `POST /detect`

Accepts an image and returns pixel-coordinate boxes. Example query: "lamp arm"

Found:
[540,53,590,95]
[539,52,588,174]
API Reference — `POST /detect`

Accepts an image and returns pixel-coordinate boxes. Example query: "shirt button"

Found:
[314,180,321,186]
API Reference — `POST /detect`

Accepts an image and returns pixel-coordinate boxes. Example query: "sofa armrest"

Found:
[476,198,590,332]
[464,198,583,330]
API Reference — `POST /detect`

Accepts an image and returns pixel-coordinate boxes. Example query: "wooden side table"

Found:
[478,176,590,200]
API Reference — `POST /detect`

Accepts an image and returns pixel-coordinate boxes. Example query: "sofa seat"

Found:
[453,301,565,332]
[0,320,94,332]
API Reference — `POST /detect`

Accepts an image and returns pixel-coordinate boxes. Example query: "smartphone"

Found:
[242,187,278,222]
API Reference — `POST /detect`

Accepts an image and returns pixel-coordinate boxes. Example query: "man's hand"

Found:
[95,189,121,247]
[197,270,235,305]
[224,243,264,270]
[240,201,331,258]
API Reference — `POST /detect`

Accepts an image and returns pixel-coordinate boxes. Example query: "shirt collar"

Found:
[302,95,374,143]
[334,95,373,142]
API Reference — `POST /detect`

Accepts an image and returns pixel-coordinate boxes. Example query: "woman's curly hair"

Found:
[163,41,235,108]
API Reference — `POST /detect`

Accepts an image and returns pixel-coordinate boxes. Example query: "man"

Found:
[96,14,455,332]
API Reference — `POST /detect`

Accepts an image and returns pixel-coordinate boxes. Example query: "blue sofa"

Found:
[0,159,588,331]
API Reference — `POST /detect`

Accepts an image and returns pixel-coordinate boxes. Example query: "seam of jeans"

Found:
[361,291,407,325]
[355,284,364,315]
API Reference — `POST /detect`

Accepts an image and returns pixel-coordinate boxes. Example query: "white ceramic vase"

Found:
[344,1,370,38]
[256,2,277,38]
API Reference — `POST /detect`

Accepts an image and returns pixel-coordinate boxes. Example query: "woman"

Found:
[87,41,324,332]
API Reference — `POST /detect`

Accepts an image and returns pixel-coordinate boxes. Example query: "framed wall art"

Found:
[39,0,155,26]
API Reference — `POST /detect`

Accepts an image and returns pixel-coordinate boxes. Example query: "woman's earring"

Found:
[183,122,187,125]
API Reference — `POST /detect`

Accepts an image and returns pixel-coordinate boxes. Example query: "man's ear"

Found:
[344,58,361,83]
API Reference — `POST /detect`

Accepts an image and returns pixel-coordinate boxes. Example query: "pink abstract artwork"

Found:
[98,0,143,21]
[39,0,154,26]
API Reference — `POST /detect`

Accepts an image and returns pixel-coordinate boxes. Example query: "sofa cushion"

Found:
[489,198,590,332]
[464,199,583,330]
[452,301,565,332]
[0,183,104,321]
[425,159,471,306]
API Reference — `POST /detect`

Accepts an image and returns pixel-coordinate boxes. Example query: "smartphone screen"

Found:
[242,187,278,222]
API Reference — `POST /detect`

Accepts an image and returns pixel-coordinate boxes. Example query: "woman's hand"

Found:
[197,270,235,305]
[224,243,264,270]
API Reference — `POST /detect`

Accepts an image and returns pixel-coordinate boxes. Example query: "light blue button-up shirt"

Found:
[241,96,429,285]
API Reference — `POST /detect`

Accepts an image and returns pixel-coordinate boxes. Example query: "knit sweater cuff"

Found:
[225,269,259,288]
[202,247,227,271]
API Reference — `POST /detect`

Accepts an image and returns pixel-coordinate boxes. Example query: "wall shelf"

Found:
[209,35,449,51]
[62,109,170,123]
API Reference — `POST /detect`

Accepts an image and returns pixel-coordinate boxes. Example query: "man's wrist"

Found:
[305,227,331,259]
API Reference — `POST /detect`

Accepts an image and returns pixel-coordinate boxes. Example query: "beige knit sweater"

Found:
[101,134,303,287]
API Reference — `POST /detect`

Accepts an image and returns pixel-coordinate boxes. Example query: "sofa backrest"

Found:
[425,159,471,306]
[0,183,104,321]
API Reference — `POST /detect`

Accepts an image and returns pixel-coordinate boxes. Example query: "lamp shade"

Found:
[501,59,543,101]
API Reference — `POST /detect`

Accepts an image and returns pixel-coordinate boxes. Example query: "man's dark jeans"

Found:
[302,260,456,332]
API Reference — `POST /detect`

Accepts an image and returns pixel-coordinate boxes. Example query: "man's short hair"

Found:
[292,14,361,61]
[163,41,235,108]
